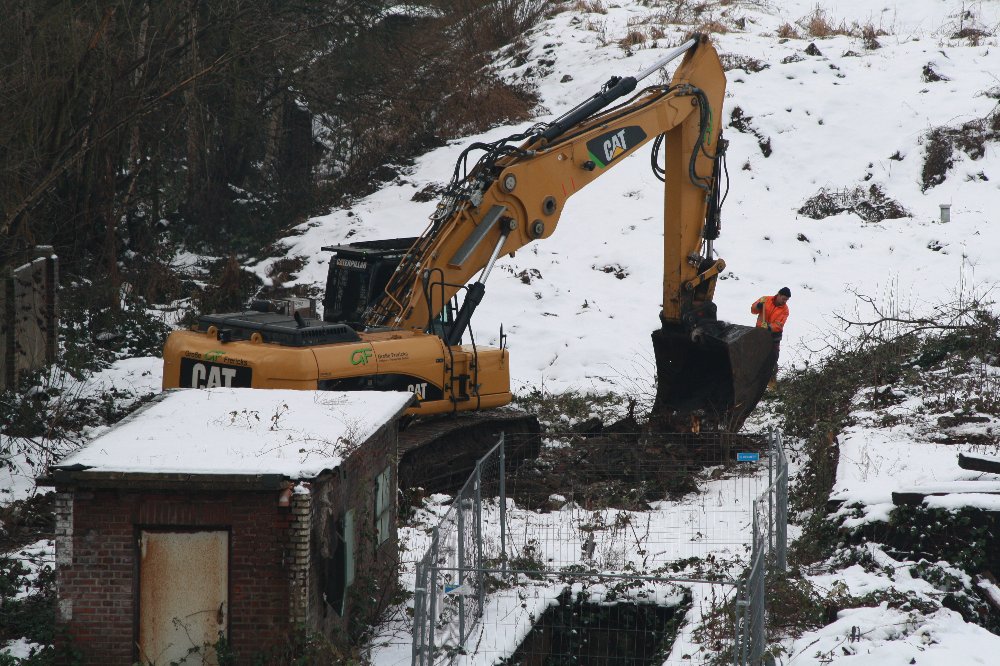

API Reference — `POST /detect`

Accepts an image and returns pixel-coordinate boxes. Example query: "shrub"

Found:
[573,0,607,14]
[776,22,800,39]
[920,110,1000,191]
[618,29,647,52]
[797,184,910,223]
[804,9,850,37]
[720,54,769,73]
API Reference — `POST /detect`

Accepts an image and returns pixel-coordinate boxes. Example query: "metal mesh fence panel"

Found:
[413,438,508,665]
[411,430,789,666]
[734,431,788,665]
[500,432,768,575]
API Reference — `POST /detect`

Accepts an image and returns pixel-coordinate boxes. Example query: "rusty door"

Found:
[138,530,228,665]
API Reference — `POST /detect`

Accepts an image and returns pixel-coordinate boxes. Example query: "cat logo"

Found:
[603,129,629,162]
[192,363,237,388]
[179,358,252,388]
[585,126,648,169]
[407,382,429,400]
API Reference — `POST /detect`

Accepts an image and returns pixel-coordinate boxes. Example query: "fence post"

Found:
[777,434,788,573]
[499,433,507,576]
[2,273,13,390]
[734,585,746,666]
[768,434,774,555]
[756,547,766,661]
[475,460,484,616]
[428,529,439,661]
[40,248,58,365]
[412,560,425,666]
[457,496,466,644]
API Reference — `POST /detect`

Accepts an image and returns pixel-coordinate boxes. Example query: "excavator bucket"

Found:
[650,322,778,432]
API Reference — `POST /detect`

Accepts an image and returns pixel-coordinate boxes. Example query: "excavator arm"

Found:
[365,35,727,335]
[367,33,777,432]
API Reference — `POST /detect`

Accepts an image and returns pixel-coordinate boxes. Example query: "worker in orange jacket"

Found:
[751,287,791,348]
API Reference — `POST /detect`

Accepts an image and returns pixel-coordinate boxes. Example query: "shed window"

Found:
[344,510,355,588]
[375,465,392,546]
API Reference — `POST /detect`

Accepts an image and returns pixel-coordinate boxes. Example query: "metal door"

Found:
[138,530,229,665]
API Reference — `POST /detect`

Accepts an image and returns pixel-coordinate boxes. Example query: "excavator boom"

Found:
[366,36,721,332]
[363,34,775,431]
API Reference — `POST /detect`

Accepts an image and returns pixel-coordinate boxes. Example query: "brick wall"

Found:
[55,487,294,664]
[55,416,401,661]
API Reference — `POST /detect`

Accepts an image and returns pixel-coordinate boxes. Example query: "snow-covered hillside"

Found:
[258,0,1000,396]
[6,0,1000,662]
[251,2,1000,663]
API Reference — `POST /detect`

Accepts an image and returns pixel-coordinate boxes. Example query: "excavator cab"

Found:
[322,238,462,340]
[321,238,417,326]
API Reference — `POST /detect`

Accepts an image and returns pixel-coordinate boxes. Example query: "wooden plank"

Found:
[0,275,11,389]
[12,257,48,380]
[892,490,1000,506]
[975,572,1000,615]
[958,453,1000,475]
[43,251,58,364]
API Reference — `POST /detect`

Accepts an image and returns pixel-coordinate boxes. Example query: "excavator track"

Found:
[398,409,541,494]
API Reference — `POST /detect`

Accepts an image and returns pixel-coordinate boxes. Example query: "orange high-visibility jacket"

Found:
[751,296,789,333]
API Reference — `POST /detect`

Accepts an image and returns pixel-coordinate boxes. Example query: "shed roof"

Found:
[52,388,412,480]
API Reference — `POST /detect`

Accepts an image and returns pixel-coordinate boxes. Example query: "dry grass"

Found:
[776,22,800,39]
[697,19,730,35]
[573,0,607,13]
[952,26,992,45]
[804,8,851,37]
[641,2,716,27]
[858,22,887,49]
[585,18,609,45]
[720,53,769,73]
[778,7,890,47]
[618,29,647,52]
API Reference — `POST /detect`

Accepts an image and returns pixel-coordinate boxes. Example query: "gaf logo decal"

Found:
[351,348,373,365]
[585,126,648,168]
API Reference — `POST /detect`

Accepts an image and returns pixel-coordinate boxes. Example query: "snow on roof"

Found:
[54,388,413,479]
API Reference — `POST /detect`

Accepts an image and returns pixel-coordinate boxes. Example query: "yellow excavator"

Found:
[162,35,776,484]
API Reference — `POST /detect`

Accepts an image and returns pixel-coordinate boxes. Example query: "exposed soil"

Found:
[507,430,767,511]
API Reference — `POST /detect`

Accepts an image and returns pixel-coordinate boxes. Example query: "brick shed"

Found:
[42,387,413,664]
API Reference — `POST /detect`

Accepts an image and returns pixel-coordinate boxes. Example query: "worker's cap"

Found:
[778,287,791,298]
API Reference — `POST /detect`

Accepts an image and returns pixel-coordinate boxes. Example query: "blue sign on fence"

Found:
[737,452,760,462]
